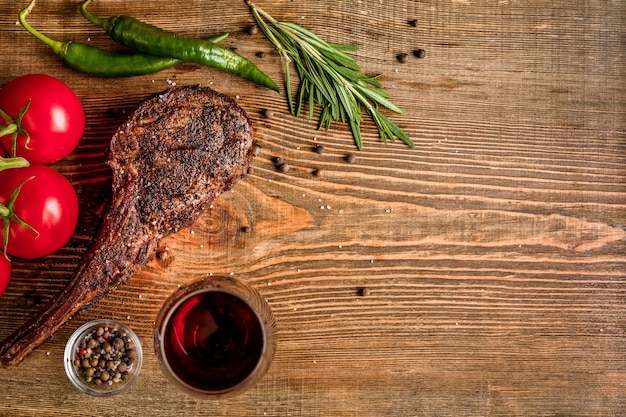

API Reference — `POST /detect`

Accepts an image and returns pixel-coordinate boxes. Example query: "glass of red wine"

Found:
[153,275,276,398]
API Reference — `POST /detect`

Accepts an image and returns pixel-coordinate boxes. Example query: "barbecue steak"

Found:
[0,85,255,367]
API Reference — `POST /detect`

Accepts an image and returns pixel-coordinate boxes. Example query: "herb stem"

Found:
[246,1,414,149]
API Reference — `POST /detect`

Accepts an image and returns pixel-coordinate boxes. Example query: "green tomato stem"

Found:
[0,157,29,172]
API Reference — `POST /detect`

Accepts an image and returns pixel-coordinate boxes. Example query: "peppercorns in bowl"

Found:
[64,319,143,396]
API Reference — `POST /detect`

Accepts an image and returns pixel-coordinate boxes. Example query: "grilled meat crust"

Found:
[0,86,255,367]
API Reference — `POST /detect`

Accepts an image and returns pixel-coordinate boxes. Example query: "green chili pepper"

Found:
[19,1,228,78]
[81,0,280,91]
[19,1,178,77]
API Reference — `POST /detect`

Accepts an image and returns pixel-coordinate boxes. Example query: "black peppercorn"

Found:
[413,49,426,59]
[247,25,259,35]
[112,337,124,350]
[408,19,418,27]
[126,349,137,362]
[313,144,325,154]
[396,53,409,63]
[345,153,356,163]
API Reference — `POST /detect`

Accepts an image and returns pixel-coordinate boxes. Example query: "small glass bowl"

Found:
[64,319,143,396]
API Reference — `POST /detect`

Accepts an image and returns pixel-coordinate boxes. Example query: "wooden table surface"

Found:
[0,0,624,416]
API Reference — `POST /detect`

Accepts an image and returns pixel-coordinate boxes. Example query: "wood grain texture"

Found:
[0,0,624,416]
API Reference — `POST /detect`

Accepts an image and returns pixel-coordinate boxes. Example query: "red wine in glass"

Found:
[154,276,276,398]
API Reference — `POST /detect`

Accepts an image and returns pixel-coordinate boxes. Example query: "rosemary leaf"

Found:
[328,42,359,52]
[353,83,404,114]
[308,83,315,119]
[284,58,294,114]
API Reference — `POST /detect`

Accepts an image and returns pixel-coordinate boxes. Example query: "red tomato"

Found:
[0,164,79,259]
[0,74,85,164]
[0,255,9,297]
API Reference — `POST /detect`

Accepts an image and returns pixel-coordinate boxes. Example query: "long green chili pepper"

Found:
[80,0,280,91]
[19,1,228,78]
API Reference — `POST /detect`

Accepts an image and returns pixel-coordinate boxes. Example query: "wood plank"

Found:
[0,0,624,415]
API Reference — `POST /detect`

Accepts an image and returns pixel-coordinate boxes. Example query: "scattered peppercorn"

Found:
[24,295,38,307]
[345,153,356,163]
[396,53,409,63]
[313,144,325,154]
[312,168,322,177]
[256,51,266,58]
[272,156,289,172]
[73,326,136,387]
[262,108,274,118]
[242,226,252,233]
[359,287,371,296]
[413,49,426,58]
[247,24,259,35]
[246,166,255,175]
[408,19,418,27]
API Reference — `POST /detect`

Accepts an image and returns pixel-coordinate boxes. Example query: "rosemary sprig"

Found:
[246,1,414,150]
